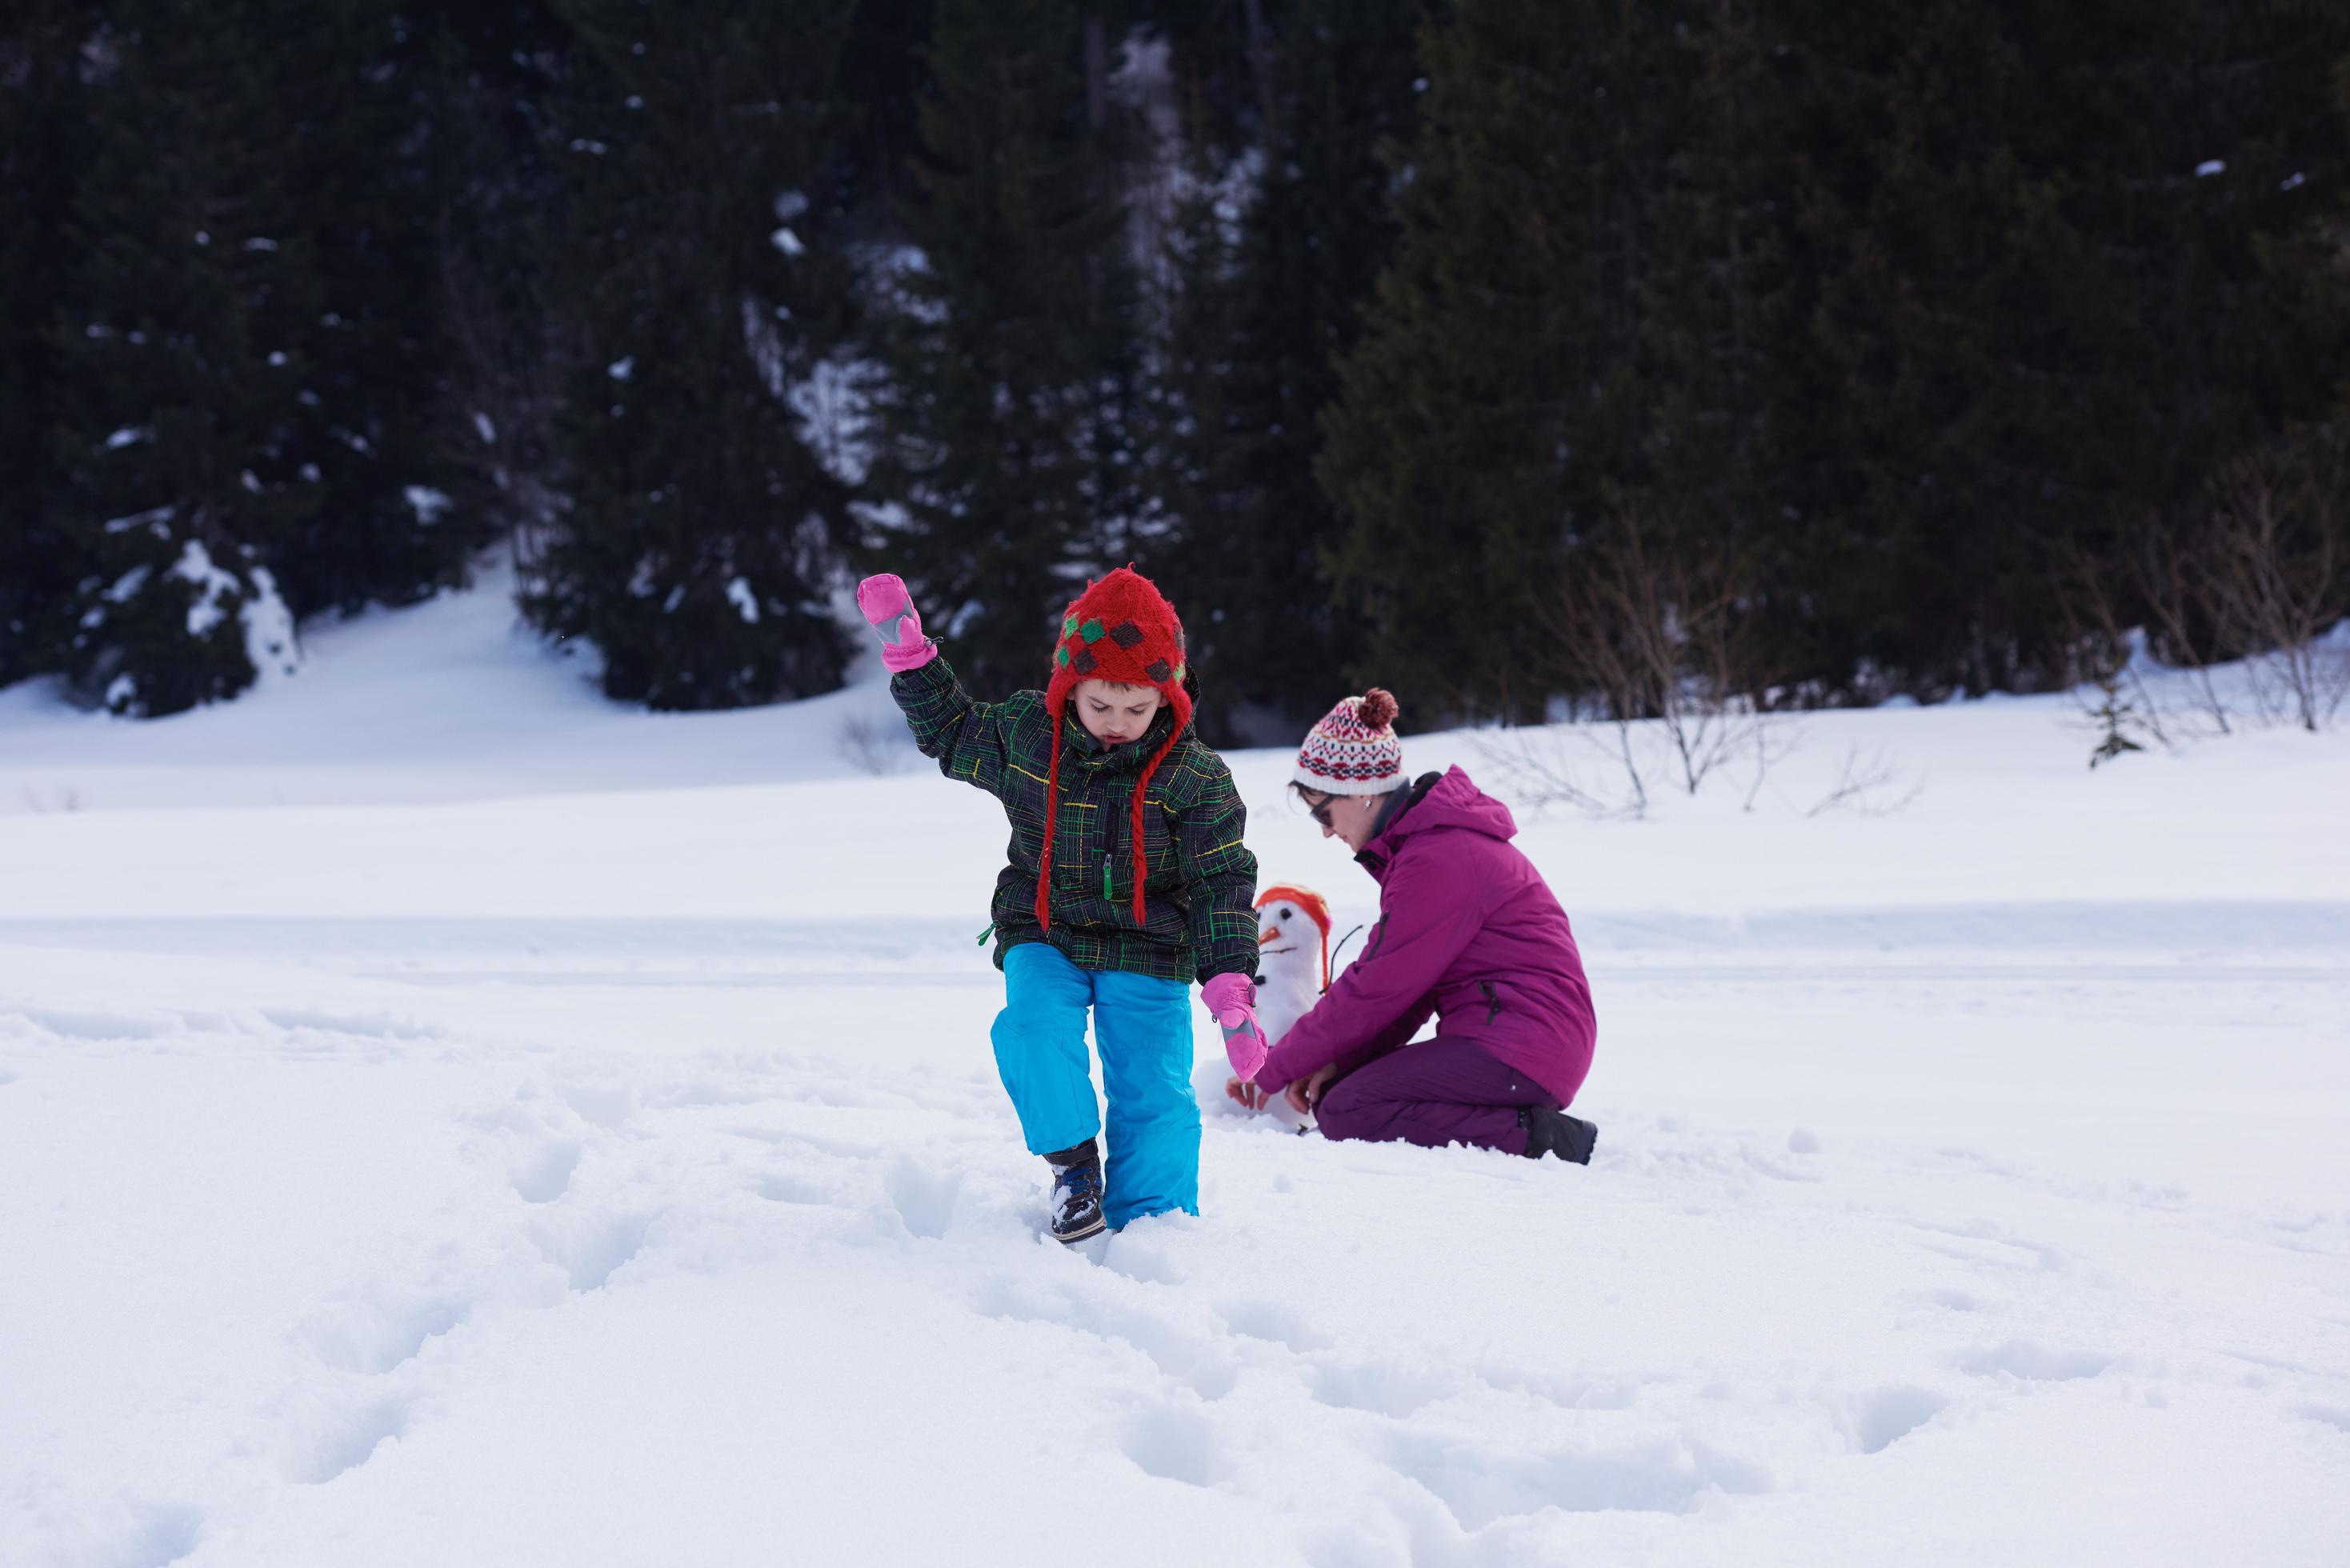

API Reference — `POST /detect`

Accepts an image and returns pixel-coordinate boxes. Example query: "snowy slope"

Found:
[3,578,2348,1566]
[0,554,917,813]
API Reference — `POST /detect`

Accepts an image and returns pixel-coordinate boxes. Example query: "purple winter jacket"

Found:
[1255,767,1597,1107]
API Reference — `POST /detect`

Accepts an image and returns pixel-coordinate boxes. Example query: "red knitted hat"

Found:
[1038,566,1194,933]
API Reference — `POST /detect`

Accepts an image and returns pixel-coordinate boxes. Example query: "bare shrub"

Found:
[1535,516,1764,798]
[1482,515,1811,817]
[2068,424,2350,742]
[838,713,918,776]
[2203,434,2350,731]
[1804,746,1923,818]
[1742,719,1807,811]
[2116,522,2234,737]
[1472,723,1631,818]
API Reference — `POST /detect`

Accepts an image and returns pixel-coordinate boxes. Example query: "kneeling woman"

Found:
[1242,690,1599,1162]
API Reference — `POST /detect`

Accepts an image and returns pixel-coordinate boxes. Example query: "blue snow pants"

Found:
[991,942,1199,1230]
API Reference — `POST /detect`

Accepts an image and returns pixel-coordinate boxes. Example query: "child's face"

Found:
[1073,680,1163,746]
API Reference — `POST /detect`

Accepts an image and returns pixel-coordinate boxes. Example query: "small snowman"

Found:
[1197,884,1334,1133]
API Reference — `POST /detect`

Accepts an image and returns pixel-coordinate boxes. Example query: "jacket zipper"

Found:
[1103,852,1114,902]
[1479,980,1501,1025]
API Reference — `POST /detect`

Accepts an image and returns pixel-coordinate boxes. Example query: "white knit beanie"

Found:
[1293,689,1403,796]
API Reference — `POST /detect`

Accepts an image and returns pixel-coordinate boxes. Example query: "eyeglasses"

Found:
[1304,793,1338,830]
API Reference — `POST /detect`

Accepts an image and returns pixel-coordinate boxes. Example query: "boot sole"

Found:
[1054,1217,1107,1244]
[1563,1119,1597,1165]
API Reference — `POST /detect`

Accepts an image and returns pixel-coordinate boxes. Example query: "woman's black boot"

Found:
[1519,1106,1597,1165]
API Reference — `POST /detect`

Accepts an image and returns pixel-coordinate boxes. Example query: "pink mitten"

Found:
[1201,970,1269,1080]
[856,573,936,673]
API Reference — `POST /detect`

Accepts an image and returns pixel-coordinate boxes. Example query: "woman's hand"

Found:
[1286,1063,1338,1116]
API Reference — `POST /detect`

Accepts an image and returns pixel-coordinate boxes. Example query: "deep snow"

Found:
[3,570,2348,1566]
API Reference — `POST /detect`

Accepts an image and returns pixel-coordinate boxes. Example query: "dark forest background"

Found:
[3,0,2347,740]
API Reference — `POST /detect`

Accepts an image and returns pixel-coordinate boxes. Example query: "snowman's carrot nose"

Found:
[1259,925,1281,945]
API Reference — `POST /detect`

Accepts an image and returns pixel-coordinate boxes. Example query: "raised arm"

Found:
[859,573,1017,798]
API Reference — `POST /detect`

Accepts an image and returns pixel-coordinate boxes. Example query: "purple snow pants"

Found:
[1312,1038,1555,1154]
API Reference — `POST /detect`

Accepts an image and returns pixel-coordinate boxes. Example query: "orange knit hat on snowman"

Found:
[1039,566,1192,934]
[1293,689,1403,795]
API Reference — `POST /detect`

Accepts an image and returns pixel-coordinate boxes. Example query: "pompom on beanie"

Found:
[1039,566,1192,933]
[1293,689,1403,796]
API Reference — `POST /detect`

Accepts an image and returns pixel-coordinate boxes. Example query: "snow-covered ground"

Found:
[4,574,2348,1566]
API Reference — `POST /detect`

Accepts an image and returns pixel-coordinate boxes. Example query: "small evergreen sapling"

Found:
[2087,671,2147,769]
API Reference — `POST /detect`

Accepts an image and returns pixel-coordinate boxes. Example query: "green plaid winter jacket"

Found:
[891,654,1259,985]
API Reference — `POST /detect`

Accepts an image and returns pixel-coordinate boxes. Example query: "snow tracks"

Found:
[5,931,2350,1564]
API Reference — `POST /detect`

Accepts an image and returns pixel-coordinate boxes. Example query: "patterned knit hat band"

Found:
[1293,688,1403,796]
[1046,567,1189,716]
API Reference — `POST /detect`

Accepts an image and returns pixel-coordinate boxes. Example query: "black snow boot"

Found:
[1519,1106,1598,1166]
[1044,1139,1107,1243]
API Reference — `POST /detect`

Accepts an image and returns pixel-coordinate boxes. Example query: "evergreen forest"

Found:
[3,0,2347,739]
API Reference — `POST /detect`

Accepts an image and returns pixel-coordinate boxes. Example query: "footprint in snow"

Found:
[1117,1400,1222,1488]
[530,1210,655,1291]
[755,1170,837,1206]
[98,1500,203,1568]
[556,1079,638,1130]
[885,1155,961,1240]
[1957,1339,2113,1382]
[301,1290,469,1376]
[1848,1385,1948,1454]
[507,1138,580,1204]
[1474,1364,1638,1410]
[1383,1428,1772,1529]
[1219,1297,1332,1354]
[259,1006,438,1042]
[1090,1241,1184,1288]
[1306,1354,1465,1418]
[18,1006,178,1041]
[975,1275,1238,1399]
[277,1395,410,1485]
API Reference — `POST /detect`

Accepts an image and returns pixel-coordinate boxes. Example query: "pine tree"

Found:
[267,6,493,618]
[39,2,488,715]
[525,0,860,710]
[1318,0,1691,719]
[858,0,1139,698]
[399,1,579,552]
[0,2,90,686]
[1634,0,1792,675]
[1150,0,1424,742]
[44,2,329,714]
[1768,0,2350,697]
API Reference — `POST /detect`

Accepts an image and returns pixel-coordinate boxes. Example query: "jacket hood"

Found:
[1362,766,1515,868]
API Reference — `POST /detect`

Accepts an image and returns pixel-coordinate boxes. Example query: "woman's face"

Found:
[1299,788,1383,852]
[1073,679,1163,746]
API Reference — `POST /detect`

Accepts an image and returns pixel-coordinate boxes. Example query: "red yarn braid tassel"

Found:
[1127,727,1183,926]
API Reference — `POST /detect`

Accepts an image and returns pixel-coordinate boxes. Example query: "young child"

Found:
[855,566,1267,1243]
